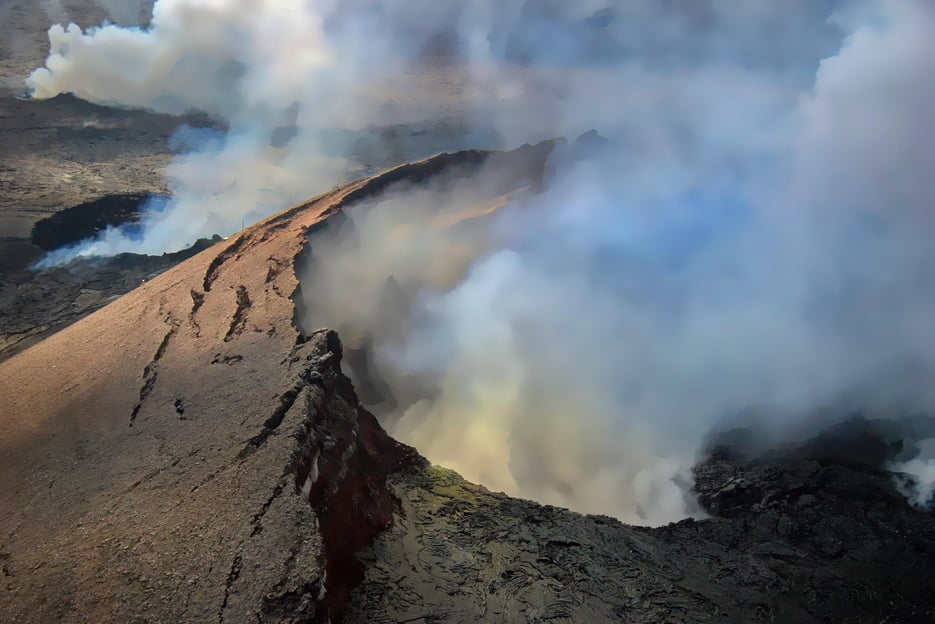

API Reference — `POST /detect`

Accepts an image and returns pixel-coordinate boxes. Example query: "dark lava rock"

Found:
[348,417,935,623]
[0,236,222,363]
[30,193,156,251]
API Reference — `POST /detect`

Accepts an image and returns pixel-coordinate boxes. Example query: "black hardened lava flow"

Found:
[30,193,157,251]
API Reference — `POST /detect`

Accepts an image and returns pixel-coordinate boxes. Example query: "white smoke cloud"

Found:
[25,0,845,262]
[298,1,935,524]
[27,0,346,261]
[26,0,517,262]
[891,439,935,509]
[26,0,935,522]
[28,0,333,116]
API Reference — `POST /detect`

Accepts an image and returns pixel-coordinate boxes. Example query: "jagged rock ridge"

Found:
[0,143,556,623]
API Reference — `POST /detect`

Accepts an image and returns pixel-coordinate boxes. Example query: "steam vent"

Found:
[2,2,935,623]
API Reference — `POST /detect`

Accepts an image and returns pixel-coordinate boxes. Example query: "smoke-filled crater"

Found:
[22,0,935,527]
[291,134,935,526]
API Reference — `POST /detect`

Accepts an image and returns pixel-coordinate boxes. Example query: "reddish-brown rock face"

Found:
[298,335,424,623]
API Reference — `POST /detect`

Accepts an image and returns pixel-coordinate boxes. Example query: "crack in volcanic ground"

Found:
[237,375,309,461]
[216,554,243,624]
[202,234,248,293]
[188,289,205,336]
[223,285,251,342]
[129,313,179,425]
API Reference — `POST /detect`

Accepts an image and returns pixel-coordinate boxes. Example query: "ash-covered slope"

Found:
[1,145,934,624]
[0,235,222,363]
[0,143,552,623]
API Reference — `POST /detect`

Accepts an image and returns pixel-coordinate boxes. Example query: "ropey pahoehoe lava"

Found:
[2,1,935,623]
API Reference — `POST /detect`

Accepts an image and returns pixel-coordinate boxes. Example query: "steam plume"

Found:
[26,1,935,522]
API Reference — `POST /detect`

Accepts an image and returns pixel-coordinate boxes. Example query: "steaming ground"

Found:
[21,0,935,521]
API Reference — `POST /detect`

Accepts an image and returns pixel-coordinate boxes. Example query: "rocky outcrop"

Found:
[348,418,935,623]
[0,323,417,623]
[287,331,424,623]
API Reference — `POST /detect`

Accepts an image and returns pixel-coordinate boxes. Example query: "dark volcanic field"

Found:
[0,88,199,270]
[0,1,214,359]
[0,191,197,362]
